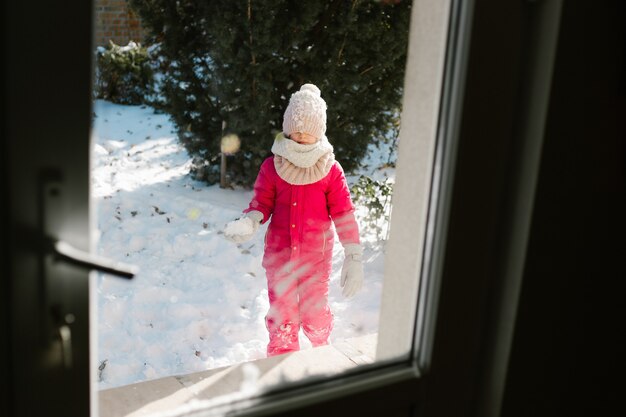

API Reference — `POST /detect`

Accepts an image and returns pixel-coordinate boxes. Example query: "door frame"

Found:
[2,1,94,416]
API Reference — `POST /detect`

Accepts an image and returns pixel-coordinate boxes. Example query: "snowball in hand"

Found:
[224,217,255,236]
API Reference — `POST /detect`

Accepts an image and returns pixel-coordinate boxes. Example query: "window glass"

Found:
[91,0,451,414]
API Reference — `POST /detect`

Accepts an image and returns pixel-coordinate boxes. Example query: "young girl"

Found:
[224,83,364,357]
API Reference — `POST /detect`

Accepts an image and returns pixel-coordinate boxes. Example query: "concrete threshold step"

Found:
[99,333,377,417]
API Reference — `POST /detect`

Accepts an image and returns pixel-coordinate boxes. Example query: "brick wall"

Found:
[94,0,146,47]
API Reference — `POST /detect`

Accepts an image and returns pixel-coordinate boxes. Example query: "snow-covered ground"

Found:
[92,100,395,389]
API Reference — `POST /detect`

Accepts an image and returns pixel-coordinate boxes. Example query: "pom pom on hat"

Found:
[299,84,321,95]
[283,83,327,139]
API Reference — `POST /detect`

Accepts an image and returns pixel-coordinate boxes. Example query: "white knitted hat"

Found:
[282,84,327,139]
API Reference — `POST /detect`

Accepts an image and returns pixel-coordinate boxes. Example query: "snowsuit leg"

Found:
[297,254,333,347]
[264,252,333,356]
[265,262,301,356]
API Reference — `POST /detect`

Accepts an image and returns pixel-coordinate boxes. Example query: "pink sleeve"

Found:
[327,163,360,245]
[243,158,275,224]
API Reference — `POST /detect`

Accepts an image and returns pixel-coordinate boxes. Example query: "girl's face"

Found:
[289,131,318,145]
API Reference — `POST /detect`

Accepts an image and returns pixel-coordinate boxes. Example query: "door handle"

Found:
[51,239,137,279]
[42,239,136,370]
[37,168,138,370]
[39,168,138,280]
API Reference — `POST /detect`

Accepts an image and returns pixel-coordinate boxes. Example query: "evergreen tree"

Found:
[130,0,411,186]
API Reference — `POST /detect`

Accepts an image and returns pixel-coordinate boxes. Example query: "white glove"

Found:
[340,243,364,297]
[224,211,263,243]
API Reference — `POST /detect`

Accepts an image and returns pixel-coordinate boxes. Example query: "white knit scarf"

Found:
[271,134,335,185]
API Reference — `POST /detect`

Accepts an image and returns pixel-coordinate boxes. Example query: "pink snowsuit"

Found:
[244,156,360,356]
